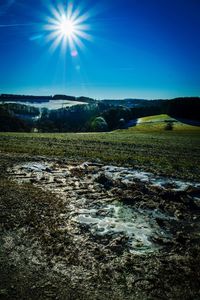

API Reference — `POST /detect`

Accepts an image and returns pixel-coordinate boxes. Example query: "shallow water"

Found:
[8,161,200,254]
[102,165,200,191]
[72,202,173,253]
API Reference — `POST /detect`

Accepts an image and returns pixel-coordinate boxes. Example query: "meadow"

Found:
[0,117,200,180]
[1,116,200,299]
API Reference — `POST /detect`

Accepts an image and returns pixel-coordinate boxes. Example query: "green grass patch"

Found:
[124,114,200,132]
[0,128,200,180]
[139,114,173,123]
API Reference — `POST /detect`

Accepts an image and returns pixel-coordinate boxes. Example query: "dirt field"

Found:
[1,154,200,299]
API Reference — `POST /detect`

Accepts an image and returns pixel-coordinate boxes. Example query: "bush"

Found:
[164,121,173,131]
[90,117,108,132]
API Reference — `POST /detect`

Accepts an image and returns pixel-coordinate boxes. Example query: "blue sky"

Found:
[0,0,200,99]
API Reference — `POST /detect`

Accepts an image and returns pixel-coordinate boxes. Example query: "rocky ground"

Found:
[1,155,200,299]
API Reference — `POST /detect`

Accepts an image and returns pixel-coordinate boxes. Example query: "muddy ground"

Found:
[0,154,200,300]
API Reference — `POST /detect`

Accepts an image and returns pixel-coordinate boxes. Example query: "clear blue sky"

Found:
[0,0,200,99]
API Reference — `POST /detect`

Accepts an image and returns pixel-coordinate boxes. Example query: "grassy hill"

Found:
[128,114,200,131]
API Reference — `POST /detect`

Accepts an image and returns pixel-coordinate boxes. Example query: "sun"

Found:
[59,17,75,37]
[44,3,92,53]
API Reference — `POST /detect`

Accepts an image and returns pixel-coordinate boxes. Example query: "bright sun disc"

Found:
[44,3,92,53]
[59,17,75,37]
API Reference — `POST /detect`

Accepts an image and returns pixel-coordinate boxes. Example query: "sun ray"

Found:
[75,30,92,41]
[73,12,91,25]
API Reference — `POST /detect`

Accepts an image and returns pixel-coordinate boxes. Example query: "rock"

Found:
[152,235,172,246]
[135,241,144,248]
[54,243,64,255]
[30,178,37,183]
[175,210,184,219]
[186,187,200,197]
[108,236,128,252]
[155,218,166,227]
[54,177,63,184]
[96,209,109,217]
[120,196,138,205]
[95,173,114,189]
[193,199,200,209]
[176,233,188,245]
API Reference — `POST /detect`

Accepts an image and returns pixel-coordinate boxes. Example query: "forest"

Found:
[0,97,199,132]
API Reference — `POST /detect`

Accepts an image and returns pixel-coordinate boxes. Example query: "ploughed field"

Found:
[0,129,200,299]
[0,129,200,180]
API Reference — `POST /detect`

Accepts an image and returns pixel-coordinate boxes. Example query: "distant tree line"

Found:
[0,97,199,132]
[167,98,200,121]
[37,104,101,132]
[0,107,30,132]
[0,93,96,104]
[0,94,51,102]
[52,95,96,103]
[1,103,40,117]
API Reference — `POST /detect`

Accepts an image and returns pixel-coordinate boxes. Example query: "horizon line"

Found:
[0,92,200,101]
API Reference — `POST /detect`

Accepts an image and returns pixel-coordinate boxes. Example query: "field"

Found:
[0,119,200,180]
[1,118,200,299]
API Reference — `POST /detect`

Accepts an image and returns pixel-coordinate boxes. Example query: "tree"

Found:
[164,120,174,131]
[90,117,108,132]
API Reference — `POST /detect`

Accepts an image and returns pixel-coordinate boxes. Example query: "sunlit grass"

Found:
[139,114,173,122]
[125,114,200,132]
[0,126,200,180]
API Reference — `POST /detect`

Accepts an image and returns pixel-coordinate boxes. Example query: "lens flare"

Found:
[44,3,92,53]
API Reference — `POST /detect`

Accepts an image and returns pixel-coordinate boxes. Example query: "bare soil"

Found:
[1,154,200,300]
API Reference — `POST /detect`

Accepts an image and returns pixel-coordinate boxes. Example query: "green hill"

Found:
[127,114,200,131]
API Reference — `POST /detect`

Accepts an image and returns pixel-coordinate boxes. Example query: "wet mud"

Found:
[1,158,200,299]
